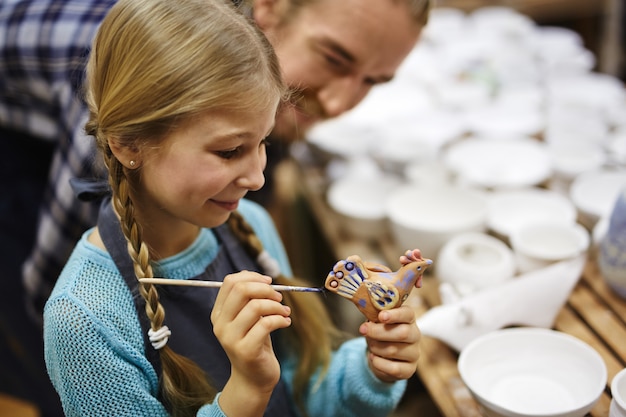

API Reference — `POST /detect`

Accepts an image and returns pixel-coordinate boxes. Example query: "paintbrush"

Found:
[139,278,323,293]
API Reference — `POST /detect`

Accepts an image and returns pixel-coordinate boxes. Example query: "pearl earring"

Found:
[129,160,136,167]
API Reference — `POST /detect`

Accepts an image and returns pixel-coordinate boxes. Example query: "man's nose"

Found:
[318,78,369,118]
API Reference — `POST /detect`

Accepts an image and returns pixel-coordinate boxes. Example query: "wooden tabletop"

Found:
[288,158,625,417]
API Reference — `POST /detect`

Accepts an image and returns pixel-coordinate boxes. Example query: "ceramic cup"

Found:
[611,368,626,417]
[510,221,590,274]
[437,232,516,297]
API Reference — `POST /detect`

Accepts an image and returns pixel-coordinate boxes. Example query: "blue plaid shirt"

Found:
[0,0,116,316]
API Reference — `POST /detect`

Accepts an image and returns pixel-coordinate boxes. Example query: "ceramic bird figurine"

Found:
[324,253,432,322]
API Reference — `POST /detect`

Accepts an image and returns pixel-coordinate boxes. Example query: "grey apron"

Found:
[96,198,296,416]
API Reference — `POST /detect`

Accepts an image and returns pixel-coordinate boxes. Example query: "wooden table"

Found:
[282,158,626,417]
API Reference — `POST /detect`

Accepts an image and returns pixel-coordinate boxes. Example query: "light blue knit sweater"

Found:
[44,199,406,416]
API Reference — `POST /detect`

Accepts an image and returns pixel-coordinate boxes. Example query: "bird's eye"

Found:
[417,266,422,270]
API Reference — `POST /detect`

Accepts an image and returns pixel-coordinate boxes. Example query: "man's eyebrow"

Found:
[319,38,355,63]
[319,39,394,84]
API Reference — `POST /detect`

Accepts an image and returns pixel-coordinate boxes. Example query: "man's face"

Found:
[254,0,423,142]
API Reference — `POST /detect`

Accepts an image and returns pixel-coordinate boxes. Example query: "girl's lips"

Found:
[212,199,239,211]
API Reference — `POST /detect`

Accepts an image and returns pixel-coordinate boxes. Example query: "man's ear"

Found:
[251,0,288,31]
[108,137,140,169]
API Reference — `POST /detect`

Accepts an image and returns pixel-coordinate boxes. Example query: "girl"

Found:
[43,0,422,416]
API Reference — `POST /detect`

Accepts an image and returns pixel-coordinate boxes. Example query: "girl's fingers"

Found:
[223,299,291,341]
[399,248,422,265]
[367,352,418,382]
[375,305,417,326]
[360,305,420,367]
[367,336,419,362]
[244,314,292,346]
[212,272,280,322]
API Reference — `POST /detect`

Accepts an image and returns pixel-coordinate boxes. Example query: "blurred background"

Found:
[270,1,626,415]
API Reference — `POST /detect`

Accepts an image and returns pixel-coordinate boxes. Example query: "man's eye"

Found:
[325,55,352,75]
[325,54,343,68]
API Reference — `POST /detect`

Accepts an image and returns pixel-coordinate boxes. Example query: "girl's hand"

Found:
[399,248,424,288]
[399,248,422,265]
[211,271,291,414]
[359,305,421,383]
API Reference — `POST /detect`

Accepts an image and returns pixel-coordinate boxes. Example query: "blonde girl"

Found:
[43,0,422,416]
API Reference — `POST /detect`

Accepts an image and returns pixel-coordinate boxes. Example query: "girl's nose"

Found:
[237,153,266,191]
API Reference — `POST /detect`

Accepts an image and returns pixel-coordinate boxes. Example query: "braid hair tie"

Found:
[148,325,171,350]
[256,250,281,278]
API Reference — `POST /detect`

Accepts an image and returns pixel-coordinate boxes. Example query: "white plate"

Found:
[487,188,577,238]
[444,137,552,189]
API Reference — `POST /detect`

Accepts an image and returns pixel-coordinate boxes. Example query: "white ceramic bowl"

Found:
[509,221,590,274]
[327,176,399,240]
[486,188,577,241]
[611,368,626,417]
[437,232,516,296]
[385,184,488,261]
[458,327,607,417]
[443,137,552,189]
[569,169,626,229]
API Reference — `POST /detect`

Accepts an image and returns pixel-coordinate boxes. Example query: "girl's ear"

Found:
[251,0,289,31]
[108,137,141,169]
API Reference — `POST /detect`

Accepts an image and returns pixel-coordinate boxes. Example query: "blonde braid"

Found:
[227,212,343,412]
[102,149,216,417]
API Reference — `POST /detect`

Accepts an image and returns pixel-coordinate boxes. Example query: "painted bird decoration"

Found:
[324,252,433,322]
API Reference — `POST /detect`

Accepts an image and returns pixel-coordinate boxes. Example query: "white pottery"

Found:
[385,184,488,261]
[458,327,607,417]
[569,169,626,229]
[486,188,577,241]
[326,175,399,240]
[509,221,590,274]
[436,232,516,296]
[443,136,552,190]
[417,256,586,352]
[611,368,626,417]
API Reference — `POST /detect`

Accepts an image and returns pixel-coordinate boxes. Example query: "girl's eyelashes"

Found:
[216,147,241,159]
[216,138,269,159]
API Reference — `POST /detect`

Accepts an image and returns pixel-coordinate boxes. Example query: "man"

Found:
[0,0,429,415]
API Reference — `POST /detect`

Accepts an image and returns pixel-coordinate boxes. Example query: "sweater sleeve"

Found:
[44,286,226,417]
[282,337,407,417]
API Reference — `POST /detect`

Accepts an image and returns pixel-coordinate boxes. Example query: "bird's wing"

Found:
[365,281,399,310]
[330,259,366,299]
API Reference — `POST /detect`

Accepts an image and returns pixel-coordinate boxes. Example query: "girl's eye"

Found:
[216,148,240,159]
